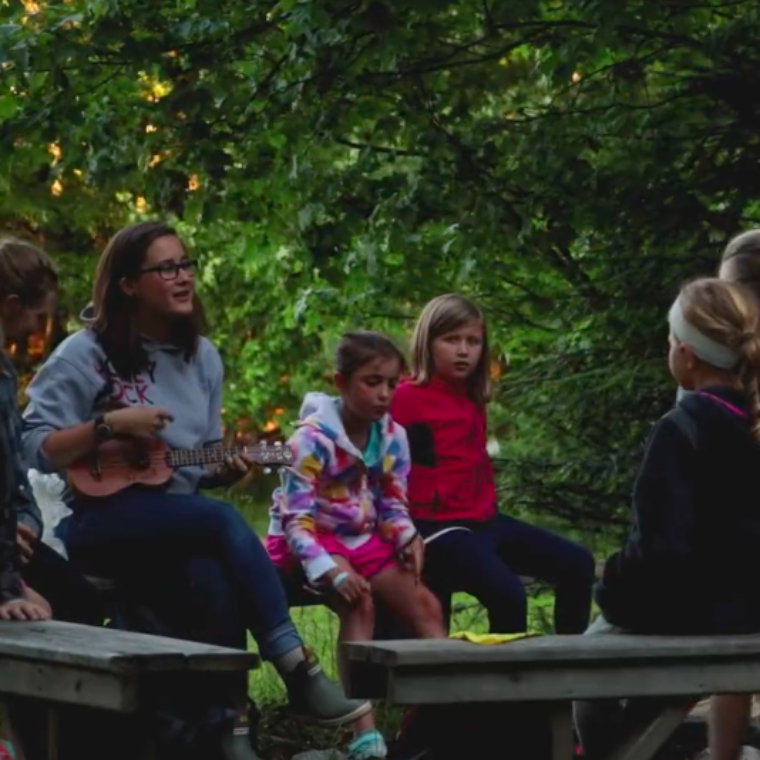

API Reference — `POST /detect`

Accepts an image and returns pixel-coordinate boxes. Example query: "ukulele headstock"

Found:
[252,440,292,473]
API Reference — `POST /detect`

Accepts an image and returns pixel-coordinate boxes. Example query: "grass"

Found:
[231,489,560,704]
[249,586,558,758]
[231,487,578,756]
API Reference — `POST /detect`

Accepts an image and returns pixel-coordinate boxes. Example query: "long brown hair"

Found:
[409,293,491,404]
[0,238,57,347]
[91,221,207,378]
[679,278,760,440]
[0,238,57,305]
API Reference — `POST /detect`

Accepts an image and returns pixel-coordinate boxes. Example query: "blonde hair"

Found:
[679,277,760,439]
[720,229,760,303]
[409,293,491,404]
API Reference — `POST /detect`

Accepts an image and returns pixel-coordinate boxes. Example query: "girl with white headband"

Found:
[710,232,760,760]
[576,277,760,760]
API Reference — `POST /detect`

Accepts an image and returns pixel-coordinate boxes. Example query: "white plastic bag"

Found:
[27,469,70,558]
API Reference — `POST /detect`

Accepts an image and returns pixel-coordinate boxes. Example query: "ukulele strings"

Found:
[74,462,290,473]
[76,447,288,471]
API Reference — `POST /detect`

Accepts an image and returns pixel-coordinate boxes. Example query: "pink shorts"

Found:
[265,533,398,580]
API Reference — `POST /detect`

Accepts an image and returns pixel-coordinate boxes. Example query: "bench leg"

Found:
[3,699,161,760]
[2,698,52,760]
[551,703,574,760]
[129,735,159,760]
[0,701,26,760]
[65,709,160,760]
[46,707,59,760]
[606,699,697,760]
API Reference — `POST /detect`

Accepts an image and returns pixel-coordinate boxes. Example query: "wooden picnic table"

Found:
[344,634,760,760]
[0,619,258,760]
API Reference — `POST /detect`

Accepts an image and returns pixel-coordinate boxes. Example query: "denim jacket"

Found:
[0,351,40,603]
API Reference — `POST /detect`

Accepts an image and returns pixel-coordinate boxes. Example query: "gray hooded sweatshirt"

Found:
[22,327,224,502]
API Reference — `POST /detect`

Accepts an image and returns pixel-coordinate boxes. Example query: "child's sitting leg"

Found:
[322,536,446,760]
[370,561,447,639]
[710,695,752,760]
[326,555,386,760]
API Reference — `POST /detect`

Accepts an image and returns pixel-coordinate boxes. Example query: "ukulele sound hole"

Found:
[129,451,152,471]
[125,443,153,471]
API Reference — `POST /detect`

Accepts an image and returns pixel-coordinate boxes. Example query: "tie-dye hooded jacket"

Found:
[268,392,416,582]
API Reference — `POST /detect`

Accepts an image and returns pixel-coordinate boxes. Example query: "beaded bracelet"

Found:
[332,571,349,589]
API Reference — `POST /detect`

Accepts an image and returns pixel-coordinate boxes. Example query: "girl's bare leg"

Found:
[327,556,377,735]
[371,564,447,638]
[710,694,751,760]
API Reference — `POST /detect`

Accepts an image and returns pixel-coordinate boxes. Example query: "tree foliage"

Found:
[3,0,759,537]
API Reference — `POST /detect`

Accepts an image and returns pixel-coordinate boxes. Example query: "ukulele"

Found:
[67,438,292,498]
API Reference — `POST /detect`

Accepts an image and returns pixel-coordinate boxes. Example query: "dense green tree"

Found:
[3,0,759,538]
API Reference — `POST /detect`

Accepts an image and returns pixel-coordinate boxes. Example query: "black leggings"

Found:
[417,514,595,634]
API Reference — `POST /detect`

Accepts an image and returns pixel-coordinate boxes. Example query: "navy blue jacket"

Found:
[597,386,760,634]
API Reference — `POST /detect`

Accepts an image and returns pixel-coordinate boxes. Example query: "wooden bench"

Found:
[0,619,258,760]
[344,634,760,760]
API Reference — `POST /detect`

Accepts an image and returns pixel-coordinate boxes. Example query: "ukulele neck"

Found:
[167,447,248,468]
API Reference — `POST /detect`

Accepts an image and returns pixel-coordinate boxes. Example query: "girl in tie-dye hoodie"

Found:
[266,332,447,760]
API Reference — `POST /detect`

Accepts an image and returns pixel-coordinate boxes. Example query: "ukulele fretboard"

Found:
[167,444,291,468]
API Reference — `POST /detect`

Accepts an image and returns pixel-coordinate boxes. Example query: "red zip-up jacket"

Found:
[390,377,496,523]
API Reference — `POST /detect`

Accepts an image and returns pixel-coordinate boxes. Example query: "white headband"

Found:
[668,297,740,369]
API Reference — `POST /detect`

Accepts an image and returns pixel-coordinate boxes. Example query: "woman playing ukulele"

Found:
[22,221,369,759]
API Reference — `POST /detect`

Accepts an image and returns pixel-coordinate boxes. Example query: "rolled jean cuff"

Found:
[258,619,303,661]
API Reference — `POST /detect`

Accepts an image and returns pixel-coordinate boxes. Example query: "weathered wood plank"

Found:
[346,658,760,704]
[0,621,257,759]
[344,634,760,667]
[0,656,136,711]
[0,662,254,714]
[0,621,259,674]
[344,636,734,760]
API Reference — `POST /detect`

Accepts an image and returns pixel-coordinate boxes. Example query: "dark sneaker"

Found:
[388,707,433,760]
[197,712,261,760]
[217,727,262,760]
[283,649,372,726]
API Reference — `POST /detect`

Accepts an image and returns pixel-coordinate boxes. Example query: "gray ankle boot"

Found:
[283,648,372,726]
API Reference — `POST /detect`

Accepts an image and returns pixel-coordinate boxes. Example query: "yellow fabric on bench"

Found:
[449,631,537,645]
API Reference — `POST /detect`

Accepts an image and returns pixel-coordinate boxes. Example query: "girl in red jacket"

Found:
[390,293,595,634]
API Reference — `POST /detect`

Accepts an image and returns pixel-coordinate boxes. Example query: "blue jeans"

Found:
[62,490,302,660]
[109,554,247,651]
[417,513,595,634]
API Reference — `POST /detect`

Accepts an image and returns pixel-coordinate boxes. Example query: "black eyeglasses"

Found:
[140,259,196,281]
